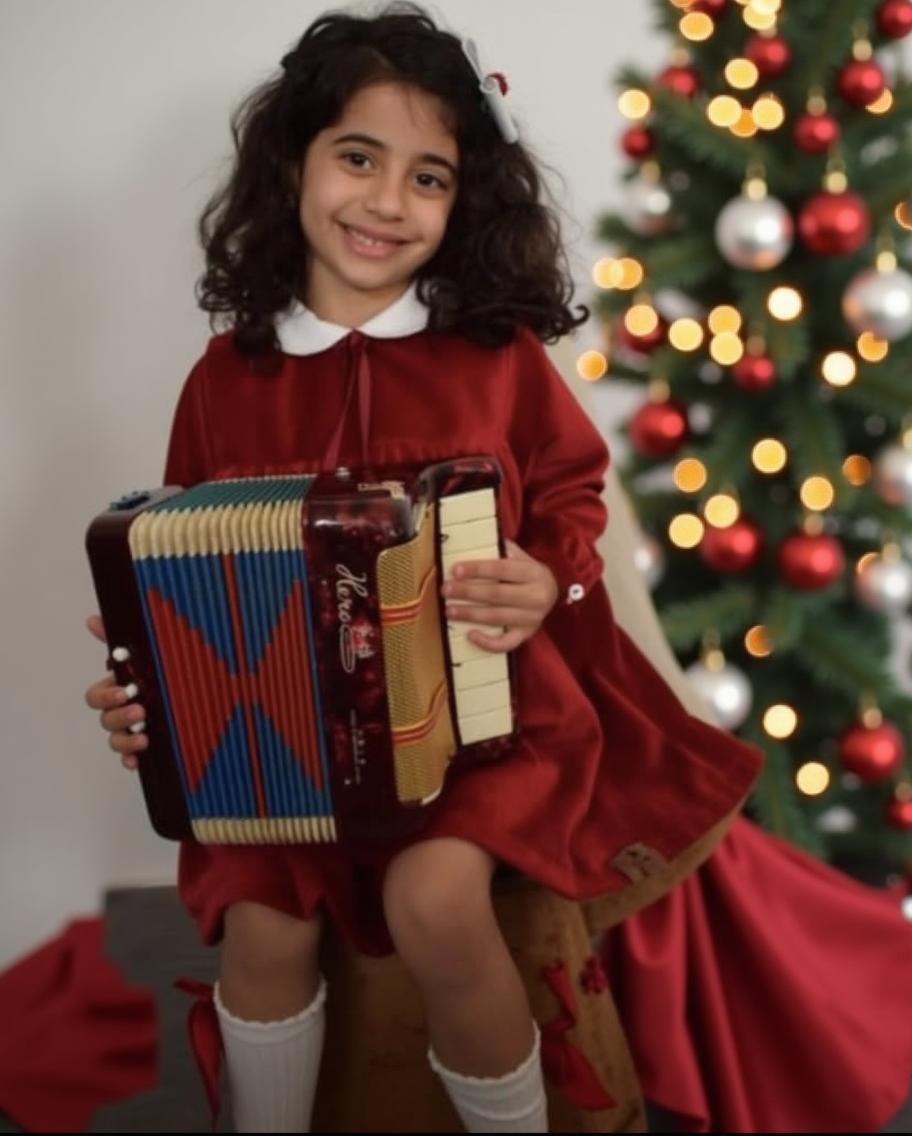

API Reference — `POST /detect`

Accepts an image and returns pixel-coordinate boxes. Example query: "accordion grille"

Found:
[378,504,456,803]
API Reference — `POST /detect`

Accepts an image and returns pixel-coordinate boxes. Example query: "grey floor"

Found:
[1,885,910,1134]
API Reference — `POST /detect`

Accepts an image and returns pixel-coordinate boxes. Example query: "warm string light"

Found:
[708,95,743,128]
[752,438,788,473]
[680,11,715,40]
[752,93,785,130]
[763,703,798,738]
[745,625,773,657]
[800,476,835,511]
[619,89,651,120]
[867,89,893,114]
[668,318,705,351]
[767,286,803,320]
[593,257,644,290]
[576,350,608,381]
[857,332,888,362]
[725,58,760,90]
[842,454,872,486]
[669,513,705,548]
[674,457,708,493]
[743,4,778,31]
[821,350,857,387]
[708,305,742,334]
[704,492,740,527]
[624,302,660,336]
[796,761,830,796]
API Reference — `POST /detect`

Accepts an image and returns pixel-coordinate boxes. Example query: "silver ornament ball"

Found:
[633,532,665,590]
[874,444,912,507]
[684,660,752,730]
[622,171,673,235]
[842,266,912,341]
[854,553,912,614]
[715,193,794,270]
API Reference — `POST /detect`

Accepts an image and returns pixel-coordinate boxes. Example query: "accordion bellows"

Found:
[86,458,517,845]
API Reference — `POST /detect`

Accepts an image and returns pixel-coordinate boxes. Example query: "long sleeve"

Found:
[163,352,216,488]
[510,330,610,607]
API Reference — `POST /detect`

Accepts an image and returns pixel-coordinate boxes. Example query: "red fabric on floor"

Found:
[0,917,158,1133]
[601,816,912,1133]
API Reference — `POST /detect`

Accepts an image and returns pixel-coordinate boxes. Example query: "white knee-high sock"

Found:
[428,1022,548,1133]
[214,978,327,1134]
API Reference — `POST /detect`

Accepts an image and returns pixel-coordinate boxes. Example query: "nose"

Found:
[364,169,406,220]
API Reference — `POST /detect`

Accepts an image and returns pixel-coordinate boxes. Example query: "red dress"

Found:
[164,320,762,954]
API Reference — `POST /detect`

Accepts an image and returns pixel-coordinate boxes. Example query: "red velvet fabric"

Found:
[0,918,157,1132]
[166,326,762,954]
[601,816,912,1134]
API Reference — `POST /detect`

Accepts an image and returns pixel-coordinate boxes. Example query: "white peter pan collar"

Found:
[275,283,429,356]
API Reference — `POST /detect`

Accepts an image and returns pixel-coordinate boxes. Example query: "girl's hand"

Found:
[441,540,558,653]
[84,614,148,771]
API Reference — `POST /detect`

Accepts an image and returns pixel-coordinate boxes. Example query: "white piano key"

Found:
[439,488,496,525]
[441,516,500,554]
[458,705,514,745]
[449,631,503,664]
[455,678,511,719]
[452,653,508,691]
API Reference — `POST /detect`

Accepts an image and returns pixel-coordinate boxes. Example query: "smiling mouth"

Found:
[341,224,408,252]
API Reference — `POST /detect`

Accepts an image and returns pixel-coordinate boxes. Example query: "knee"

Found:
[222,901,322,982]
[382,845,496,985]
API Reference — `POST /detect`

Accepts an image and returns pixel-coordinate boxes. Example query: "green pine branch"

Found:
[659,583,757,650]
[834,360,912,423]
[759,585,811,651]
[696,409,759,490]
[779,384,846,487]
[795,618,898,698]
[742,730,827,856]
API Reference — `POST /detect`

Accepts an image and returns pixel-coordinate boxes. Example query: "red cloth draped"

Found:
[601,816,912,1133]
[0,918,158,1132]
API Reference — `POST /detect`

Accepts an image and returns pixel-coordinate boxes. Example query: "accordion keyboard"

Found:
[439,489,513,746]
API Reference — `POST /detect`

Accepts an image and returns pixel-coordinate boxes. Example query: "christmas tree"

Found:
[591,0,912,883]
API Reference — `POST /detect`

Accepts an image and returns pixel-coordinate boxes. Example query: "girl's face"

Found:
[297,80,459,325]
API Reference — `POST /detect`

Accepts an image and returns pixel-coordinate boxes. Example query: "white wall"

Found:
[0,0,654,966]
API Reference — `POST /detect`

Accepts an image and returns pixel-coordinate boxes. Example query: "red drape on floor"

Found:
[0,917,158,1133]
[601,816,912,1133]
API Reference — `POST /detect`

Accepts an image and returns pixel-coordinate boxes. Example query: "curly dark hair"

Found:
[196,2,588,357]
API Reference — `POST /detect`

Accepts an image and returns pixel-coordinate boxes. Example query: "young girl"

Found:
[85,4,762,1131]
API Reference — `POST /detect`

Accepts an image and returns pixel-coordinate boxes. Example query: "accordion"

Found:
[85,457,517,845]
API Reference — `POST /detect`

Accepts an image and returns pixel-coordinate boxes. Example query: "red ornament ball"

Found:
[885,793,912,830]
[744,33,792,78]
[628,400,690,458]
[837,58,887,107]
[876,0,912,38]
[621,125,656,159]
[692,0,728,14]
[777,531,845,589]
[699,517,764,574]
[656,64,700,99]
[732,352,777,391]
[793,111,840,154]
[839,722,905,782]
[797,191,870,255]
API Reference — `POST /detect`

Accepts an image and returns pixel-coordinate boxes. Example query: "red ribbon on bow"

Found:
[174,978,222,1130]
[539,961,616,1111]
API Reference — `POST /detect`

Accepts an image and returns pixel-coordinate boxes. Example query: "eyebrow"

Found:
[332,132,458,178]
